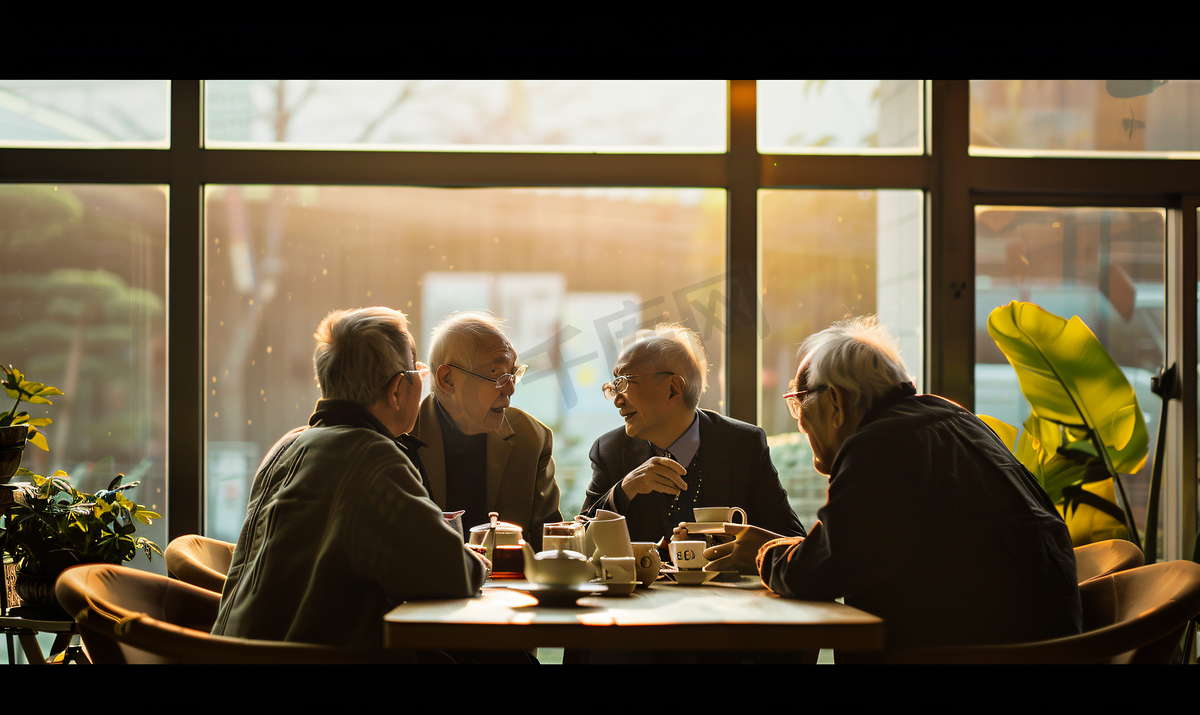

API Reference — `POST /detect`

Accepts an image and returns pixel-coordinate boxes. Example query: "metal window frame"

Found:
[0,80,1194,558]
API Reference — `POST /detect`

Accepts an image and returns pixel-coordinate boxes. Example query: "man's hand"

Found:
[620,456,687,500]
[467,547,493,576]
[703,524,785,575]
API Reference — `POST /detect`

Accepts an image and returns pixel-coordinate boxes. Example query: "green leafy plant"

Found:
[0,468,162,575]
[0,364,63,451]
[982,301,1147,546]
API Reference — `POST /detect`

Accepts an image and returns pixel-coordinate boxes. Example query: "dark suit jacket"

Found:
[410,395,562,551]
[582,409,806,543]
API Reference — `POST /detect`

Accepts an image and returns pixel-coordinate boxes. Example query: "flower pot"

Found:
[13,567,73,620]
[0,424,29,482]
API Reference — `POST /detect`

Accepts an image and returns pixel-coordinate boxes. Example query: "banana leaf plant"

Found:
[982,301,1147,546]
[0,364,62,452]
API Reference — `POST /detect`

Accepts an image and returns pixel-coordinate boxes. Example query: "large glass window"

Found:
[205,80,727,152]
[760,189,923,528]
[970,80,1200,158]
[758,80,923,154]
[204,186,727,539]
[975,206,1166,532]
[0,184,168,570]
[0,81,170,148]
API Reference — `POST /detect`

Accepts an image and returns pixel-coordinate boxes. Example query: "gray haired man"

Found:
[708,316,1081,661]
[582,323,804,549]
[213,307,487,651]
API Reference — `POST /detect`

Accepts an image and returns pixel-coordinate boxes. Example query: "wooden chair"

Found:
[890,560,1200,664]
[164,535,235,594]
[1074,539,1144,584]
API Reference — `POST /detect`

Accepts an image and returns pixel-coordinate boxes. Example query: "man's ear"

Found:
[828,385,848,429]
[385,372,406,409]
[435,364,454,393]
[667,375,685,404]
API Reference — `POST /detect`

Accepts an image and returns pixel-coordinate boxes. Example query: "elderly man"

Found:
[582,324,804,547]
[212,307,487,651]
[708,316,1082,661]
[410,311,561,550]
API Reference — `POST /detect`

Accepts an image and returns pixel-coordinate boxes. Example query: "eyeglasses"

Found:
[782,385,826,420]
[390,362,430,387]
[448,363,528,389]
[602,372,675,400]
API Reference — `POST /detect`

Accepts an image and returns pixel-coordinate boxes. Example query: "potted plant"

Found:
[979,301,1148,547]
[0,469,161,612]
[0,365,61,481]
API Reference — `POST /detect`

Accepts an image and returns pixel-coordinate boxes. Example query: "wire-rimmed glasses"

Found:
[448,363,528,389]
[782,385,826,419]
[602,372,675,400]
[390,361,429,387]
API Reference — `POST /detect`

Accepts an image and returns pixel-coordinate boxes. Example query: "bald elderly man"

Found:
[409,311,562,550]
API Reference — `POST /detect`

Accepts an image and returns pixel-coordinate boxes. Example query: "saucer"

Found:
[671,570,718,586]
[514,582,606,607]
[590,579,637,597]
[681,522,729,534]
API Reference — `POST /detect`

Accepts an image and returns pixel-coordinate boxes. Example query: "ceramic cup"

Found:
[670,540,708,571]
[631,542,663,587]
[587,512,634,559]
[693,506,747,524]
[600,556,637,584]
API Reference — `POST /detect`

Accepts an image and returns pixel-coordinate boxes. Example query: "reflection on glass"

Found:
[971,80,1200,157]
[204,186,727,539]
[760,189,924,528]
[758,80,923,154]
[0,185,168,572]
[975,206,1165,531]
[204,80,727,152]
[0,81,170,148]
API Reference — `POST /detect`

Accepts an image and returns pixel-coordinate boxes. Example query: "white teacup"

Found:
[693,506,747,524]
[670,540,708,571]
[600,556,637,584]
[587,513,634,559]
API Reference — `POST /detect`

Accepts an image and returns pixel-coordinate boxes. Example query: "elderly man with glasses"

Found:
[213,307,488,653]
[705,316,1081,662]
[581,323,804,551]
[409,311,562,550]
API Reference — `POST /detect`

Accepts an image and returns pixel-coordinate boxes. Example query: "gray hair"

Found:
[621,322,708,410]
[313,307,412,408]
[797,315,912,415]
[428,311,513,397]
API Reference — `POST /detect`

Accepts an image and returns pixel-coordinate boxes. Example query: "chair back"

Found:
[114,614,383,664]
[55,563,221,664]
[165,535,235,594]
[1074,539,1144,584]
[56,563,388,663]
[890,560,1200,664]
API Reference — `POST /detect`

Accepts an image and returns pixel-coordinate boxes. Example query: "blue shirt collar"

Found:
[656,411,700,467]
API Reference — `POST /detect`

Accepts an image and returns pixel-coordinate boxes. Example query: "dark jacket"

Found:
[212,400,486,649]
[582,409,806,543]
[759,389,1082,661]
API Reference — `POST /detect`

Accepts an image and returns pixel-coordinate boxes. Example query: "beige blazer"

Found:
[410,395,562,549]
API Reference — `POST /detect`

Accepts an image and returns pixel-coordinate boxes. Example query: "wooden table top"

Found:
[385,578,883,651]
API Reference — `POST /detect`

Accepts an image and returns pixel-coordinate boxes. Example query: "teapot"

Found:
[520,541,593,586]
[468,512,525,577]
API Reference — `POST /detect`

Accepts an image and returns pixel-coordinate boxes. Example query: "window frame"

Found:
[1,80,1194,561]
